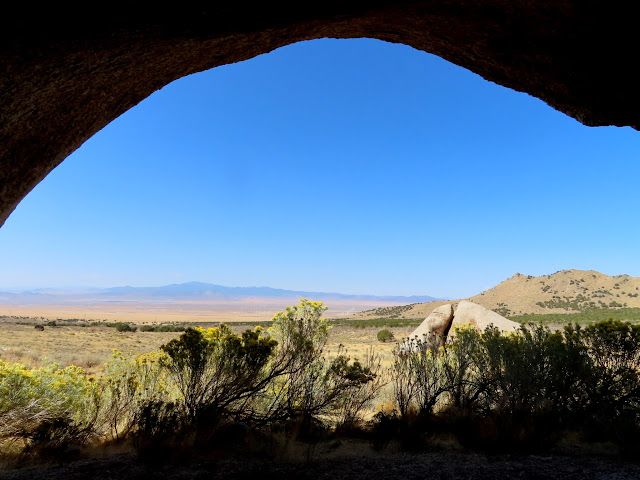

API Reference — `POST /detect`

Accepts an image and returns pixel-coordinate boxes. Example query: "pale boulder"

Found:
[400,304,454,352]
[449,300,520,335]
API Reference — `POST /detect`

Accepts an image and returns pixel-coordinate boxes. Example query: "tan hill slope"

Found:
[350,269,640,320]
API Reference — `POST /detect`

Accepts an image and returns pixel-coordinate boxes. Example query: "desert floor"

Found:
[0,297,399,324]
[1,447,639,480]
[0,320,413,375]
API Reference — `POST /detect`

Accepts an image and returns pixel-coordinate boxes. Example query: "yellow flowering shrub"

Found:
[0,360,95,444]
[97,349,172,439]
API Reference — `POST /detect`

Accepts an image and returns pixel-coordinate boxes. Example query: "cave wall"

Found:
[2,2,639,227]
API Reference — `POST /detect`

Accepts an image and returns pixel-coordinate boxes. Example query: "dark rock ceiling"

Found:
[2,2,638,227]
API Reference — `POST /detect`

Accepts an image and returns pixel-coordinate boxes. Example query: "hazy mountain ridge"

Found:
[350,269,640,320]
[0,281,440,305]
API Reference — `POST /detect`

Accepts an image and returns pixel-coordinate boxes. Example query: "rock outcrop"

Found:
[3,3,640,228]
[401,301,518,352]
[404,304,454,349]
[448,301,520,335]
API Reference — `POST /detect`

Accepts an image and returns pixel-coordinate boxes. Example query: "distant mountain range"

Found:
[0,281,441,305]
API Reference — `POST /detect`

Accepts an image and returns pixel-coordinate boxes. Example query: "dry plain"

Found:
[0,297,406,323]
[6,268,640,374]
[0,317,413,375]
[0,296,418,375]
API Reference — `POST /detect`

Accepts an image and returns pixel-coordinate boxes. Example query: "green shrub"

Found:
[566,320,640,419]
[479,324,589,418]
[440,326,487,413]
[257,299,383,434]
[377,329,395,342]
[329,346,385,430]
[114,322,137,332]
[131,400,184,456]
[156,325,186,332]
[385,319,640,452]
[160,325,277,422]
[330,318,421,328]
[140,324,186,332]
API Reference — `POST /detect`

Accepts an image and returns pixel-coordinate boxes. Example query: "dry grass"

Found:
[0,320,413,375]
[324,325,413,367]
[0,323,178,374]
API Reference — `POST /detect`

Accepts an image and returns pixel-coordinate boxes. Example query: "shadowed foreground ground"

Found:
[2,451,640,480]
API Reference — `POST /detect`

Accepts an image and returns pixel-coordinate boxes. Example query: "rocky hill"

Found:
[350,269,640,320]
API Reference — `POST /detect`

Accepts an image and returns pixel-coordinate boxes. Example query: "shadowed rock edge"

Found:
[3,2,639,227]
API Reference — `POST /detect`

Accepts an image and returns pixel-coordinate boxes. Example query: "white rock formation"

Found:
[400,304,454,353]
[398,301,519,353]
[448,300,520,335]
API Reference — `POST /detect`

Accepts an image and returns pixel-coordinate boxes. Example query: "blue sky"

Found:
[1,38,639,299]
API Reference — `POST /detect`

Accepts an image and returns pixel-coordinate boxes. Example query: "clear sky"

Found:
[1,38,640,299]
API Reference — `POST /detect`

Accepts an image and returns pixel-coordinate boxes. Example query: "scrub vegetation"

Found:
[509,308,640,326]
[385,320,640,455]
[1,301,640,467]
[0,300,384,461]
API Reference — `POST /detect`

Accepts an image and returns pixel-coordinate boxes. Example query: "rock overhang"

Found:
[2,2,639,228]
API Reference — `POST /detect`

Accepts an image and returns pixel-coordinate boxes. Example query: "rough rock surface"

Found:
[404,304,454,350]
[449,300,520,334]
[3,3,640,228]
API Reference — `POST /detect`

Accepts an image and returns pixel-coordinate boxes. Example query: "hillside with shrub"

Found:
[351,269,640,321]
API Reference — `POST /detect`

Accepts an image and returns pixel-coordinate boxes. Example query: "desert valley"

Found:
[1,269,640,478]
[2,269,639,373]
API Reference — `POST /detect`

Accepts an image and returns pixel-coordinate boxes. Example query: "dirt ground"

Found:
[1,449,639,480]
